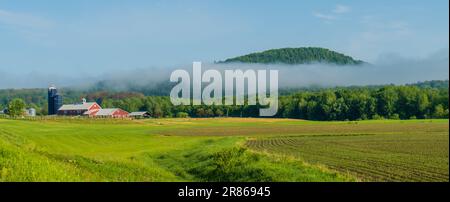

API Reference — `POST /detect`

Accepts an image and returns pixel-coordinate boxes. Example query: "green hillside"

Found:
[220,47,365,65]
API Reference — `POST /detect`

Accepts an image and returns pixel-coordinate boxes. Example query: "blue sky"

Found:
[0,0,448,76]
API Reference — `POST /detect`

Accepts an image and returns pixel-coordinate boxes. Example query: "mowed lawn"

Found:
[0,118,448,182]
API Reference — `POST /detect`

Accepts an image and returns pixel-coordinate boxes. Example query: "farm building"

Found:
[48,85,63,115]
[84,108,129,118]
[57,98,129,118]
[57,99,101,116]
[129,111,151,119]
[25,108,36,116]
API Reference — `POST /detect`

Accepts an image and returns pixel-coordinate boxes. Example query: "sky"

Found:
[0,0,448,88]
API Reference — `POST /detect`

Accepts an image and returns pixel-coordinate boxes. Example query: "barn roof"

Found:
[83,109,99,115]
[94,108,120,116]
[58,102,98,111]
[129,111,150,116]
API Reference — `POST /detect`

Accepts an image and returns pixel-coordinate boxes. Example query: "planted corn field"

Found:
[246,132,449,181]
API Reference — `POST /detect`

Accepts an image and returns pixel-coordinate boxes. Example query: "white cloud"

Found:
[333,5,351,14]
[313,5,351,22]
[0,9,53,29]
[346,16,416,61]
[313,12,336,21]
[0,8,56,44]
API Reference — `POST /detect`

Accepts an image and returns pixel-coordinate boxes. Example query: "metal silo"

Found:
[54,94,63,114]
[48,85,62,115]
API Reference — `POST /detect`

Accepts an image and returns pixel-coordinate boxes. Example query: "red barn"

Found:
[85,108,129,118]
[58,102,101,116]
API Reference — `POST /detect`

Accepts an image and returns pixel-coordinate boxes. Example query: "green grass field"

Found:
[0,118,448,182]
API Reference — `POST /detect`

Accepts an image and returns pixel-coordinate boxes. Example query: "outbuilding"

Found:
[129,111,151,119]
[25,108,36,116]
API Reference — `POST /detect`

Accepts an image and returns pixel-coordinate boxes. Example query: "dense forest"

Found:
[98,84,448,120]
[0,80,448,120]
[220,47,365,65]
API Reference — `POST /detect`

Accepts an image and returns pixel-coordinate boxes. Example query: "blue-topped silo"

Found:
[48,85,63,115]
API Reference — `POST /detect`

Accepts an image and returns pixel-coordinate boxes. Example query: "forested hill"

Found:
[220,47,365,65]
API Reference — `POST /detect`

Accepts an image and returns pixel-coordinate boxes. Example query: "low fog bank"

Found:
[0,49,448,90]
[205,49,449,88]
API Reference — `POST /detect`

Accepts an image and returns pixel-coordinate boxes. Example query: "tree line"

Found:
[278,86,448,120]
[91,85,449,120]
[1,81,448,120]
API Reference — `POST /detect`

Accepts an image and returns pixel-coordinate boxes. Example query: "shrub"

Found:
[389,114,400,120]
[372,114,384,120]
[176,112,189,118]
[433,105,449,118]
